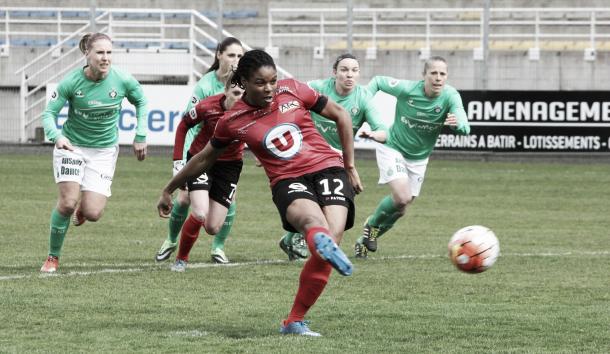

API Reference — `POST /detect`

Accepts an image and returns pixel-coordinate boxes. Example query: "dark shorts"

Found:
[186,153,243,208]
[271,167,356,233]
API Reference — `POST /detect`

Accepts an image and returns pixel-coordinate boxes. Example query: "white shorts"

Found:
[375,143,429,197]
[53,145,119,197]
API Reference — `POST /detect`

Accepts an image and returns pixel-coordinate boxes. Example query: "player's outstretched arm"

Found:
[358,129,387,143]
[157,143,224,217]
[319,98,363,194]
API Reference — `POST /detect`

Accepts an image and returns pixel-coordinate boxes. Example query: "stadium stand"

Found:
[1,1,610,143]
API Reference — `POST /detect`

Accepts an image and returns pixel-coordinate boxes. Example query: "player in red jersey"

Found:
[168,81,245,272]
[157,49,363,337]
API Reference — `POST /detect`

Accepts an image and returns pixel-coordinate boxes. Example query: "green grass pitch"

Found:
[0,152,608,353]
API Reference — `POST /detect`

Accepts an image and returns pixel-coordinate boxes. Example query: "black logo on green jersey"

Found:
[75,90,84,98]
[109,89,117,99]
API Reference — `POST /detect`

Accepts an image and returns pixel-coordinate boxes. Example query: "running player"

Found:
[157,49,363,336]
[279,53,388,261]
[169,81,244,272]
[155,37,244,264]
[40,33,148,273]
[355,56,470,258]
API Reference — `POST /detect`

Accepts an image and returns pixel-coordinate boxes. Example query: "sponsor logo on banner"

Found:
[439,90,610,152]
[46,84,193,146]
[357,90,610,152]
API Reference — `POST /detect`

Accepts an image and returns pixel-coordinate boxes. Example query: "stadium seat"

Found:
[539,11,565,20]
[597,41,610,51]
[168,42,189,50]
[30,39,57,47]
[198,9,258,19]
[223,10,258,19]
[10,39,32,47]
[9,10,31,18]
[199,10,218,19]
[565,11,591,20]
[65,39,79,48]
[490,40,531,51]
[123,12,161,20]
[458,11,481,20]
[122,42,148,49]
[62,11,90,18]
[168,12,191,19]
[32,10,58,18]
[203,40,217,50]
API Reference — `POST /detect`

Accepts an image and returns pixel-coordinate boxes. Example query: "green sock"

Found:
[283,231,298,245]
[168,201,189,243]
[212,202,236,251]
[368,195,403,238]
[48,208,71,257]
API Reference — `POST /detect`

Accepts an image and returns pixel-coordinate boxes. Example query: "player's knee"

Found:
[57,198,78,216]
[83,208,104,222]
[190,209,207,223]
[176,191,190,206]
[394,195,414,211]
[298,214,325,231]
[204,223,222,235]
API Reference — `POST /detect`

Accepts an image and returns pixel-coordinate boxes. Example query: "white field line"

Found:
[1,251,608,282]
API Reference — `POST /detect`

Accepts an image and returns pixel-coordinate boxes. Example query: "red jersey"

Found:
[173,93,244,161]
[212,78,343,186]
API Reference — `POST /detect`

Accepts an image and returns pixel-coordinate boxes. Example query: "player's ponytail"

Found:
[207,37,243,74]
[79,32,112,55]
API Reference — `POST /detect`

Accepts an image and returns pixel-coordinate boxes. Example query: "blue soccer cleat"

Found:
[280,321,321,337]
[313,233,353,276]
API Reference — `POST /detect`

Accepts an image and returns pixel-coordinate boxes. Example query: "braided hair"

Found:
[230,49,276,89]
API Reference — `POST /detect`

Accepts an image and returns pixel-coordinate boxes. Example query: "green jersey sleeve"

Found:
[360,88,388,134]
[125,75,148,142]
[41,80,71,143]
[367,76,419,98]
[447,89,470,135]
[184,85,205,112]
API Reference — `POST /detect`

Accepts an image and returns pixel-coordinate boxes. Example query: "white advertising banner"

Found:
[46,84,193,146]
[45,84,397,148]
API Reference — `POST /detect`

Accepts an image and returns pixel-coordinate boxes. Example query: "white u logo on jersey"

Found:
[263,123,303,160]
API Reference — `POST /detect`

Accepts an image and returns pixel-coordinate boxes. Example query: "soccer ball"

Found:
[448,225,499,273]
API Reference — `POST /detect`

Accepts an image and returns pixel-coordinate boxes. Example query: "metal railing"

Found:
[3,7,291,142]
[267,7,610,54]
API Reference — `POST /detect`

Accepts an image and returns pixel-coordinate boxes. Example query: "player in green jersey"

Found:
[40,33,148,273]
[279,53,388,261]
[354,56,470,258]
[155,37,244,264]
